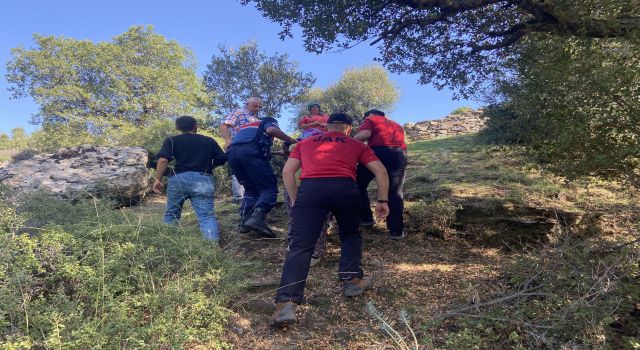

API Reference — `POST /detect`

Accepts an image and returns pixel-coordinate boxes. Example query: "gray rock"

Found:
[0,146,149,206]
[403,108,488,141]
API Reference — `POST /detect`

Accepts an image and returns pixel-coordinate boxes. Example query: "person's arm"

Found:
[282,157,302,205]
[153,157,170,193]
[211,141,227,167]
[353,129,372,142]
[219,124,233,150]
[266,126,297,145]
[364,160,390,219]
[300,121,321,129]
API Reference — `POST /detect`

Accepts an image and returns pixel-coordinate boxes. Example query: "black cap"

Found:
[327,113,353,125]
[364,109,385,118]
[308,103,321,111]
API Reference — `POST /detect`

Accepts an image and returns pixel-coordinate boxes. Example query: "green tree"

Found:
[6,26,213,136]
[203,40,315,120]
[243,0,639,98]
[0,134,11,149]
[483,35,640,185]
[10,128,28,149]
[294,65,399,126]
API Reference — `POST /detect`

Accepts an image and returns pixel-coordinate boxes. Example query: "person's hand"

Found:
[223,142,230,151]
[289,195,296,206]
[375,202,390,220]
[282,142,291,157]
[312,121,322,126]
[152,179,164,194]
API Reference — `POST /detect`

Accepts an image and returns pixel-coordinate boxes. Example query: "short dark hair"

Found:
[175,115,197,132]
[308,103,321,111]
[364,109,385,118]
[327,113,353,125]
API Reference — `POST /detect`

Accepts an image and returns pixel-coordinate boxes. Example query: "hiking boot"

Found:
[237,211,253,234]
[344,276,373,297]
[389,231,406,240]
[360,219,375,228]
[269,301,297,326]
[244,208,276,238]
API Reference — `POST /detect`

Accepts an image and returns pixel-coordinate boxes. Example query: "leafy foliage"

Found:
[450,107,473,115]
[293,65,399,126]
[243,0,640,97]
[203,40,315,120]
[483,35,640,185]
[0,193,239,348]
[6,26,213,135]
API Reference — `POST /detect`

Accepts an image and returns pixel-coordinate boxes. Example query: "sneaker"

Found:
[360,220,375,228]
[389,231,406,240]
[343,276,373,297]
[310,256,321,267]
[269,301,297,326]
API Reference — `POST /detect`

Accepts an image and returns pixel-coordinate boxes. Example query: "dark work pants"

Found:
[275,178,364,304]
[227,144,277,215]
[356,146,407,234]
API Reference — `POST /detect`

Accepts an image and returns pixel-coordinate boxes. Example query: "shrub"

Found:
[405,199,461,237]
[1,193,239,348]
[475,104,532,145]
[450,106,473,115]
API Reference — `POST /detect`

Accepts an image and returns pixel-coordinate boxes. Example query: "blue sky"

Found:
[0,0,479,135]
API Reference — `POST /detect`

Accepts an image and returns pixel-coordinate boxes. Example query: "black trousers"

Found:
[356,146,407,234]
[275,178,364,304]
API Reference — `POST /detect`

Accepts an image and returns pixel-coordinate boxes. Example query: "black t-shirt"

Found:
[157,133,226,175]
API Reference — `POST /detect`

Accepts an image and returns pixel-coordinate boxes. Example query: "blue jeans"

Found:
[163,172,219,241]
[231,175,245,201]
[227,144,278,215]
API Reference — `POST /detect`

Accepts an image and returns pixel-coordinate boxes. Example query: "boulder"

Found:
[0,146,149,205]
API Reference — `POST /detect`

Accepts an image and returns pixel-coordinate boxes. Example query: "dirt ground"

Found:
[210,203,506,349]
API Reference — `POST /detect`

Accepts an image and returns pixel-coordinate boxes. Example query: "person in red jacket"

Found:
[270,113,390,327]
[354,109,408,239]
[298,103,329,139]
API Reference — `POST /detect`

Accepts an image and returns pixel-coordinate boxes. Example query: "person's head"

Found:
[245,97,263,114]
[326,113,353,135]
[308,103,321,115]
[175,115,197,133]
[364,109,385,119]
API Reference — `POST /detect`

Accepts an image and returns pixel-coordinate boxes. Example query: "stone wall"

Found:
[403,109,487,141]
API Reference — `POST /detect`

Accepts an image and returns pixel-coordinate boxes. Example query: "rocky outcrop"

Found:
[0,146,149,205]
[404,109,487,141]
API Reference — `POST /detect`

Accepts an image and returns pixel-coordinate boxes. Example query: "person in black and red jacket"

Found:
[354,109,408,240]
[270,113,390,327]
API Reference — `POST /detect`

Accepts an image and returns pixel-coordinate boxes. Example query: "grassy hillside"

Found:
[1,135,638,349]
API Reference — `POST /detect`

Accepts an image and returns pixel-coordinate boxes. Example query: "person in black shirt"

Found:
[153,116,227,242]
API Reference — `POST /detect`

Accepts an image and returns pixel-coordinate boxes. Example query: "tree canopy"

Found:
[294,65,399,126]
[6,26,213,135]
[242,0,640,98]
[203,40,315,119]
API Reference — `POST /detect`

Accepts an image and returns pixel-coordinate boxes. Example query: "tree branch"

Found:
[470,29,527,52]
